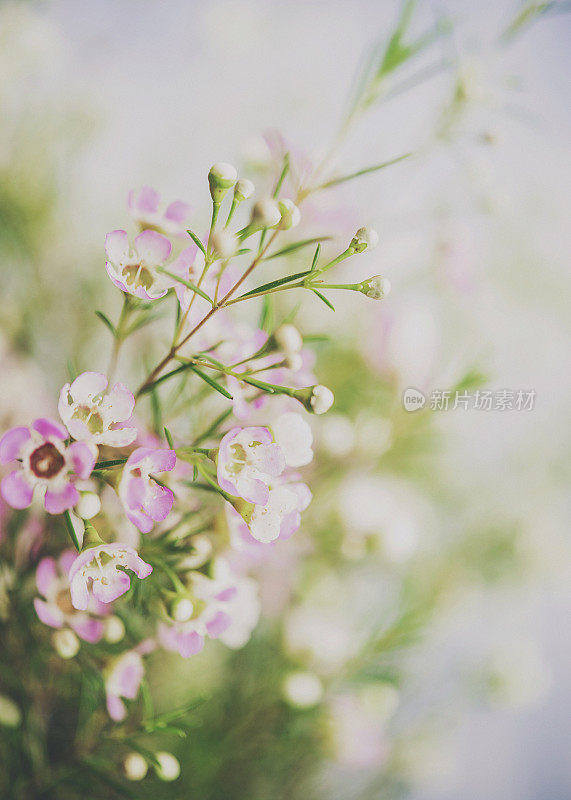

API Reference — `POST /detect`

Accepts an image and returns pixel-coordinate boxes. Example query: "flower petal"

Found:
[105,230,129,264]
[132,186,160,214]
[106,693,127,721]
[69,372,108,403]
[146,448,176,474]
[33,598,64,629]
[70,616,104,643]
[31,418,68,441]
[0,427,31,463]
[69,442,97,480]
[102,426,137,447]
[45,484,80,514]
[36,557,58,597]
[142,484,173,522]
[134,229,172,265]
[93,569,131,604]
[164,200,190,223]
[1,471,33,509]
[177,629,204,658]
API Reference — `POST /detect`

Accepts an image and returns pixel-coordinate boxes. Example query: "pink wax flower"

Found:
[118,447,176,533]
[58,371,136,447]
[105,229,174,300]
[217,426,285,505]
[0,418,97,514]
[105,649,145,721]
[34,551,107,643]
[69,542,152,610]
[127,186,191,237]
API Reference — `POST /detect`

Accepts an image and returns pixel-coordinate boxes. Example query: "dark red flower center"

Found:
[29,443,65,479]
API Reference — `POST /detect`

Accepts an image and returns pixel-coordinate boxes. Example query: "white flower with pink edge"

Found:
[58,371,136,447]
[105,229,175,300]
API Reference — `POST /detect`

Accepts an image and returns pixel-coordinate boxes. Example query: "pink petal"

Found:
[93,570,131,604]
[44,484,79,515]
[205,611,232,639]
[258,443,286,477]
[105,230,129,263]
[34,598,64,629]
[69,573,89,611]
[134,229,171,265]
[31,418,68,441]
[124,475,147,507]
[36,557,58,596]
[1,471,34,509]
[106,383,135,421]
[122,550,153,579]
[105,260,130,293]
[126,508,154,534]
[236,475,269,506]
[0,427,31,463]
[164,200,190,223]
[59,550,77,573]
[69,372,108,403]
[69,442,97,480]
[71,616,104,643]
[106,693,126,721]
[169,245,196,278]
[177,629,204,658]
[146,448,176,474]
[133,186,160,214]
[142,484,173,522]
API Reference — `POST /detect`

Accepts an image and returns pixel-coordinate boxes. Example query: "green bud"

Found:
[208,162,238,203]
[350,226,379,253]
[359,275,391,299]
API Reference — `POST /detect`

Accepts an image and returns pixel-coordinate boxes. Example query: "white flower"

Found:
[211,229,238,259]
[272,412,313,468]
[282,671,323,708]
[248,485,299,543]
[310,385,334,415]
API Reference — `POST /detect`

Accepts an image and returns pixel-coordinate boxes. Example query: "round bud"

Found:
[360,275,391,300]
[123,752,148,781]
[178,534,213,570]
[278,198,301,230]
[251,197,281,229]
[234,178,255,201]
[208,162,238,203]
[211,229,238,259]
[103,615,126,643]
[284,352,303,372]
[0,694,21,728]
[274,323,303,355]
[310,385,334,415]
[76,491,101,519]
[351,226,379,253]
[282,671,323,708]
[155,751,181,782]
[170,596,194,622]
[53,629,80,659]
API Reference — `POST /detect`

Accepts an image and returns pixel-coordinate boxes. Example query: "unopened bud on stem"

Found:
[278,198,301,230]
[208,162,238,203]
[234,178,255,201]
[293,384,334,415]
[351,226,379,253]
[250,197,281,229]
[359,275,391,299]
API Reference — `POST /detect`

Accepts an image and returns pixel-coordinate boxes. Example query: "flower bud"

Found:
[53,629,80,659]
[170,596,194,622]
[351,226,379,253]
[103,615,126,643]
[234,178,255,201]
[123,752,148,781]
[282,671,323,708]
[278,198,301,230]
[208,162,237,203]
[155,751,181,782]
[0,694,21,728]
[359,275,391,300]
[274,323,303,355]
[211,229,238,259]
[250,197,281,229]
[76,491,101,519]
[284,352,303,372]
[294,385,334,415]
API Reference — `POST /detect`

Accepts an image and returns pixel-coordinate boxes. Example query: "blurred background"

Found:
[1,1,570,798]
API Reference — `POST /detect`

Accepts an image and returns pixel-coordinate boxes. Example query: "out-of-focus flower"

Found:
[34,550,106,642]
[118,447,176,533]
[154,751,180,782]
[234,178,255,200]
[58,371,136,447]
[0,418,96,513]
[271,412,313,468]
[105,650,145,721]
[127,186,191,237]
[123,752,148,781]
[211,228,238,259]
[105,229,173,300]
[217,426,285,505]
[282,670,323,708]
[251,197,281,229]
[69,542,152,611]
[103,615,126,644]
[328,692,389,768]
[53,628,80,659]
[75,491,101,519]
[0,694,21,729]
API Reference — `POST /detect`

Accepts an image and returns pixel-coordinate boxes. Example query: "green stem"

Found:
[63,509,81,551]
